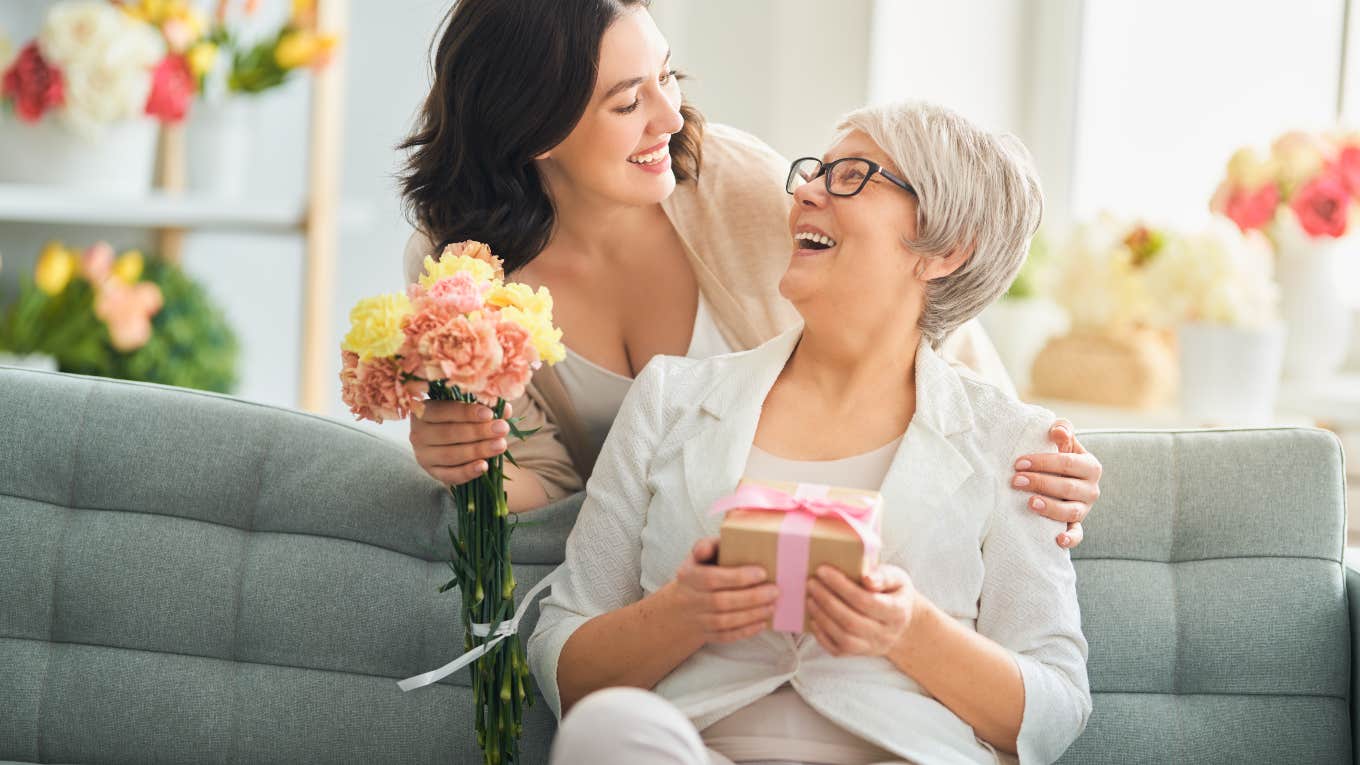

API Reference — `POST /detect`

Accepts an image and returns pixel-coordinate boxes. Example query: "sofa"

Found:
[0,367,1353,764]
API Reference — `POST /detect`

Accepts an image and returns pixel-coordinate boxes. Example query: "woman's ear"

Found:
[918,245,971,281]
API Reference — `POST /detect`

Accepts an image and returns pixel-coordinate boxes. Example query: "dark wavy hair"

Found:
[399,0,705,275]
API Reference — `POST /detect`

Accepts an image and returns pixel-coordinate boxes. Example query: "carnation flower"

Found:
[342,292,412,361]
[145,54,194,122]
[1290,171,1351,239]
[416,315,503,394]
[340,353,426,423]
[478,319,540,404]
[1,42,65,123]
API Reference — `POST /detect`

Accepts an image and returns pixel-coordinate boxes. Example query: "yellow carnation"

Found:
[112,250,145,284]
[34,241,77,296]
[342,292,412,361]
[420,253,497,289]
[486,282,553,316]
[500,306,565,366]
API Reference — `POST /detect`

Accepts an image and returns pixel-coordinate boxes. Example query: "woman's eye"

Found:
[616,99,641,114]
[659,68,678,85]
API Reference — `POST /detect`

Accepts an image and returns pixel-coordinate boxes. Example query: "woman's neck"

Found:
[786,319,923,407]
[539,175,669,266]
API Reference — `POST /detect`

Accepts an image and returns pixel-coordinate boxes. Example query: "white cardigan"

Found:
[527,327,1091,765]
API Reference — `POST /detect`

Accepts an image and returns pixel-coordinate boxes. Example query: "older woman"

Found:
[527,101,1090,765]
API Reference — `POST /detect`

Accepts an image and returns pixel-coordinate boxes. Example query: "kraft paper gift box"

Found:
[712,477,883,634]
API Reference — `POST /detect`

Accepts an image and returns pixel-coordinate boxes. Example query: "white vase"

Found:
[0,116,158,195]
[1272,223,1353,380]
[978,297,1070,396]
[1177,321,1284,425]
[186,98,253,198]
[0,353,59,372]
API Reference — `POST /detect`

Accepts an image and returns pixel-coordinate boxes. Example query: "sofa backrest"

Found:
[0,368,575,764]
[2,370,1352,764]
[1060,429,1351,763]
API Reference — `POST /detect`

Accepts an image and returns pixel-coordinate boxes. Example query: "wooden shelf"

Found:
[0,183,373,233]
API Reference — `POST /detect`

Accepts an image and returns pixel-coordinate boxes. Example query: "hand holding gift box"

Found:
[710,478,883,633]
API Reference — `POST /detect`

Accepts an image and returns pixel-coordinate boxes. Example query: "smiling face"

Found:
[534,6,685,208]
[781,130,941,327]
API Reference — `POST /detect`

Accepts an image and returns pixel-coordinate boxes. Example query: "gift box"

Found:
[711,478,883,633]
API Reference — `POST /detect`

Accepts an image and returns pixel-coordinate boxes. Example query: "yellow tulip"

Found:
[187,42,217,78]
[113,250,146,284]
[274,30,336,70]
[34,241,77,296]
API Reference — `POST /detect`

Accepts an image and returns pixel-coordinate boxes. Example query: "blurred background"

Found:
[1,0,1358,532]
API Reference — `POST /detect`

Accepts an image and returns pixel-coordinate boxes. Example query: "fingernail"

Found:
[1030,497,1045,511]
[1015,459,1032,470]
[477,461,488,473]
[1058,534,1070,547]
[1013,475,1030,488]
[494,439,507,451]
[492,421,509,435]
[478,408,493,421]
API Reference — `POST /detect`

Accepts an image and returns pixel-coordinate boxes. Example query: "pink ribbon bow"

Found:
[710,483,882,633]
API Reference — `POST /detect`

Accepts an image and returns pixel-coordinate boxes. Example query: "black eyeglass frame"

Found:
[785,156,918,199]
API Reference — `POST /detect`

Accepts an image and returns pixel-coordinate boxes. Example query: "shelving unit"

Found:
[0,0,349,414]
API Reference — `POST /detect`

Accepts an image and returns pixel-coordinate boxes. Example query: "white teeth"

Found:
[628,147,668,164]
[795,232,837,248]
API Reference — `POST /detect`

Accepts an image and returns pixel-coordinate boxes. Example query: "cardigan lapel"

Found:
[679,326,804,535]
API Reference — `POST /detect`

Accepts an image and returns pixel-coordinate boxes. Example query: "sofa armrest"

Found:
[1348,561,1360,765]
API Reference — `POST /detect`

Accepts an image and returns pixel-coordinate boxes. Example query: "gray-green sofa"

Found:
[1,367,1353,763]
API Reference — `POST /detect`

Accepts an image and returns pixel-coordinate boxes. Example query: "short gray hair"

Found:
[835,101,1044,349]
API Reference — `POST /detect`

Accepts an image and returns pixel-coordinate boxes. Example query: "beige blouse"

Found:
[403,123,1016,501]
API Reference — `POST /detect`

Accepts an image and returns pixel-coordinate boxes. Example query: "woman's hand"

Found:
[1012,419,1102,549]
[409,400,512,486]
[662,537,780,645]
[806,564,918,658]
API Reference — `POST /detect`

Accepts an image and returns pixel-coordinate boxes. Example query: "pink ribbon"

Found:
[710,483,882,633]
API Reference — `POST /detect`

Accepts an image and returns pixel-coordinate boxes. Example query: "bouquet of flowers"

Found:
[1211,130,1360,240]
[206,0,338,96]
[0,0,217,134]
[0,239,239,392]
[1141,216,1279,329]
[340,241,563,765]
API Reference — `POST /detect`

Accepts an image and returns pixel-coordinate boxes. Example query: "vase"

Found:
[1272,222,1352,380]
[979,297,1070,397]
[0,353,59,372]
[186,98,253,198]
[0,115,158,195]
[1177,321,1284,425]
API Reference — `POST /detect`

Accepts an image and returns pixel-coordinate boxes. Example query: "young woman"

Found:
[399,0,1101,547]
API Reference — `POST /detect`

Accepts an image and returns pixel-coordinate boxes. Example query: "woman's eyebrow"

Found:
[603,50,672,99]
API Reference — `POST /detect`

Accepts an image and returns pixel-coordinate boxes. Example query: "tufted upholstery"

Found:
[0,368,1353,764]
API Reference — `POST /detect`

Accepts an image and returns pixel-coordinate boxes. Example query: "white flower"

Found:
[1051,213,1160,332]
[37,2,165,137]
[1142,217,1279,329]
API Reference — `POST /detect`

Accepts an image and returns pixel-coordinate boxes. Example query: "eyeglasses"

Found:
[785,156,918,199]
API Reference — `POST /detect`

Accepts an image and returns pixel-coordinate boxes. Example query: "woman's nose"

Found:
[792,177,828,207]
[651,90,685,135]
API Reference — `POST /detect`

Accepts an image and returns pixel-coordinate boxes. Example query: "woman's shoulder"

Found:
[403,229,436,285]
[956,372,1057,460]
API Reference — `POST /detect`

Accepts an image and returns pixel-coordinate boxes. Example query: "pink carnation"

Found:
[340,353,426,423]
[426,271,488,314]
[478,319,540,404]
[1223,182,1279,232]
[416,314,503,395]
[1291,170,1350,238]
[1338,146,1360,199]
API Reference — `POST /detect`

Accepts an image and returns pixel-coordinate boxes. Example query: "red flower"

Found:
[1290,170,1351,238]
[1,43,65,123]
[1338,146,1360,200]
[144,55,195,123]
[1223,182,1279,232]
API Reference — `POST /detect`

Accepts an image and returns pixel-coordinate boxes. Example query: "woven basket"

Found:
[1029,329,1178,409]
